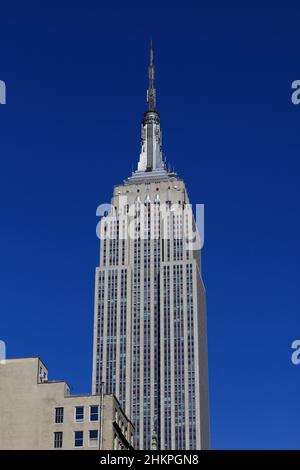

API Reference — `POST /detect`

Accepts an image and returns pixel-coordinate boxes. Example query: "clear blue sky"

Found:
[1,1,300,449]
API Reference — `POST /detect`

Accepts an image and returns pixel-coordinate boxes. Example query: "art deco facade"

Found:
[92,46,209,450]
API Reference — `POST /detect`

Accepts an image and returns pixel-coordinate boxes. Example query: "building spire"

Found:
[147,40,156,111]
[130,42,166,177]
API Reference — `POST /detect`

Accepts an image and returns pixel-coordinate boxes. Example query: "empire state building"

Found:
[92,45,210,450]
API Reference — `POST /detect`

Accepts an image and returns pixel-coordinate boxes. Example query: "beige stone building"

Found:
[0,358,134,450]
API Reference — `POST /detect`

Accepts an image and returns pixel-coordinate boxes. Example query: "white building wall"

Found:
[92,175,210,450]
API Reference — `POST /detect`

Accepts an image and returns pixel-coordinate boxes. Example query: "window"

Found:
[75,406,84,422]
[90,405,99,421]
[74,431,84,448]
[55,407,64,424]
[54,432,63,449]
[89,430,99,447]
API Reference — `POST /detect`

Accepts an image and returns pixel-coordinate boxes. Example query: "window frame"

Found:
[54,431,63,449]
[89,405,99,422]
[54,407,64,424]
[74,430,84,448]
[88,429,99,448]
[74,406,84,423]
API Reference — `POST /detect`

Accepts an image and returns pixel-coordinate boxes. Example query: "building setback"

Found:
[0,358,133,450]
[92,45,210,450]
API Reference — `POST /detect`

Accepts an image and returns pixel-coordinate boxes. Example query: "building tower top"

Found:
[128,42,172,182]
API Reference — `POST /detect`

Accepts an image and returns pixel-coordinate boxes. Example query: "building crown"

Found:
[130,42,166,179]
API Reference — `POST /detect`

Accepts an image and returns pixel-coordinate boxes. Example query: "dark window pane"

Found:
[74,431,83,447]
[54,432,63,448]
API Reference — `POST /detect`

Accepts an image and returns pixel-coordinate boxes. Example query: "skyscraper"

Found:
[92,45,210,450]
